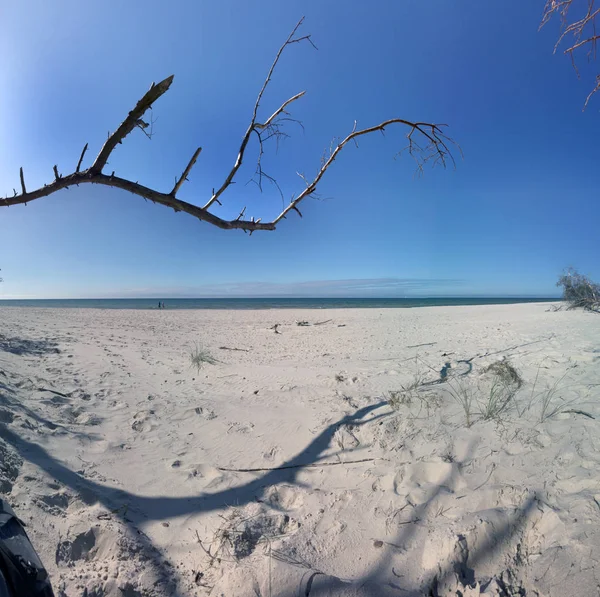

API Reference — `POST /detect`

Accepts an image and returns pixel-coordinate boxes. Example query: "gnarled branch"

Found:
[2,18,456,233]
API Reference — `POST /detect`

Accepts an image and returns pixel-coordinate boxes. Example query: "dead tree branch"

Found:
[172,147,202,196]
[202,19,310,210]
[541,0,600,106]
[2,17,456,233]
[272,119,457,225]
[91,76,174,173]
[76,143,88,173]
[19,168,26,194]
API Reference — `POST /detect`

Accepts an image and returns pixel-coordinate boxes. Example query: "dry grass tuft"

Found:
[484,359,523,388]
[189,343,217,372]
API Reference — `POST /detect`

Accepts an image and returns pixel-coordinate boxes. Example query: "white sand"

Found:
[1,303,599,596]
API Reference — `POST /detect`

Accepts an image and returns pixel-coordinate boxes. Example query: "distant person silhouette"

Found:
[158,301,161,309]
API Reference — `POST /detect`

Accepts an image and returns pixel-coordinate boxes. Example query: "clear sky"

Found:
[1,1,598,299]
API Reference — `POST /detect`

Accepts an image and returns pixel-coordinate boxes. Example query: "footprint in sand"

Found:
[35,491,72,516]
[394,461,466,500]
[265,485,303,510]
[193,406,217,420]
[131,409,158,432]
[185,464,223,487]
[263,446,280,461]
[227,421,254,434]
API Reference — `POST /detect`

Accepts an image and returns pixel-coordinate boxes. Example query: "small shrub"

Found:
[335,373,346,383]
[189,343,217,372]
[557,267,600,312]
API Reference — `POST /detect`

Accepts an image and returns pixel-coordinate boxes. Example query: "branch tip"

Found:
[172,147,202,196]
[19,167,26,194]
[76,143,89,173]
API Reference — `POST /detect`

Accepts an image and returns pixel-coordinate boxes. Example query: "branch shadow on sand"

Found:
[1,394,540,596]
[277,439,539,596]
[1,402,389,595]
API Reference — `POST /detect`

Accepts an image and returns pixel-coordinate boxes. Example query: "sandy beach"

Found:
[1,303,599,596]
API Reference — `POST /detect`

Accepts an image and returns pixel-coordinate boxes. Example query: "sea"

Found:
[0,297,558,310]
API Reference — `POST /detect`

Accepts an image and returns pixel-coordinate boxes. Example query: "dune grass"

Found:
[189,343,217,372]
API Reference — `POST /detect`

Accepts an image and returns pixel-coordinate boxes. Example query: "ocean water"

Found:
[0,297,557,310]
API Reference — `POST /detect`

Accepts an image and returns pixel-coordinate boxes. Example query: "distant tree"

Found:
[541,0,600,107]
[557,267,600,311]
[1,18,456,234]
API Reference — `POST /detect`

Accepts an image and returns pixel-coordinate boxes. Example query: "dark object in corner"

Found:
[0,498,55,597]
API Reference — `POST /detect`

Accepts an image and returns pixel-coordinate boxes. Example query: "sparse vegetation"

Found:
[387,389,412,409]
[386,357,428,411]
[335,373,346,383]
[477,379,516,422]
[538,372,573,423]
[189,343,217,372]
[447,379,474,427]
[557,268,600,312]
[484,359,523,388]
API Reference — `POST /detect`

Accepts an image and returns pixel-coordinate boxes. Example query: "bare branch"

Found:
[76,143,88,173]
[2,19,456,234]
[257,91,306,130]
[91,75,174,173]
[542,0,600,106]
[273,119,457,225]
[2,171,275,231]
[203,18,313,210]
[172,147,202,196]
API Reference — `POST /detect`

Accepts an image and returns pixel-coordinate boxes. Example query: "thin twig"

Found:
[272,119,458,225]
[202,18,313,211]
[218,457,380,473]
[562,408,595,419]
[37,387,70,398]
[473,463,496,491]
[218,346,250,352]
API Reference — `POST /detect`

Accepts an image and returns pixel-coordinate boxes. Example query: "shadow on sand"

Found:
[2,402,398,595]
[1,389,540,595]
[0,334,60,356]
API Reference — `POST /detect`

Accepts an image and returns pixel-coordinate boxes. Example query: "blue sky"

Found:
[1,0,598,299]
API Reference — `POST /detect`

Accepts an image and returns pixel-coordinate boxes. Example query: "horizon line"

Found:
[0,295,561,301]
